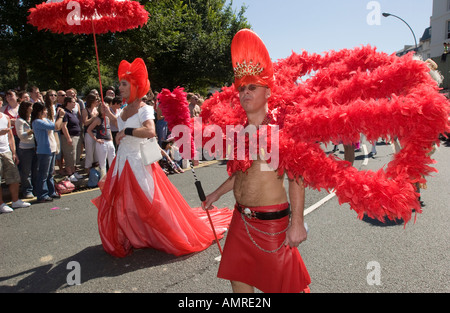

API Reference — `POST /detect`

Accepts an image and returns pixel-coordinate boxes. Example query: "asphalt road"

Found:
[0,138,449,295]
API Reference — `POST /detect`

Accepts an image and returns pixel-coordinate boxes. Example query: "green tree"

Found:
[0,0,106,92]
[0,0,249,95]
[111,0,250,93]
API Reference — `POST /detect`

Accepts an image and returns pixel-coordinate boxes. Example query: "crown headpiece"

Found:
[234,60,264,80]
[231,29,274,89]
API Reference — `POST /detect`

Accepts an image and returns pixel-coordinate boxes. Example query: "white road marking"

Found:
[362,144,369,166]
[304,192,336,216]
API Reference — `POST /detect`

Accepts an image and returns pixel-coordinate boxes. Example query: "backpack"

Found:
[87,168,100,188]
[55,179,75,194]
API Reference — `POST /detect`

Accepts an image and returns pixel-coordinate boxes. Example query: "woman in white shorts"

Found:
[87,102,115,177]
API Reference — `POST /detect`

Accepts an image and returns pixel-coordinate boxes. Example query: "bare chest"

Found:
[233,160,287,207]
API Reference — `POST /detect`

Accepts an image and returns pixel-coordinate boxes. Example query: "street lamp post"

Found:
[382,12,418,52]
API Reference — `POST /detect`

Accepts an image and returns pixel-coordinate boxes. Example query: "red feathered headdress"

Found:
[118,58,151,104]
[231,29,274,90]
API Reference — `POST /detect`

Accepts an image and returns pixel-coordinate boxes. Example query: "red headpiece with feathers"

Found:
[231,29,274,90]
[118,58,151,104]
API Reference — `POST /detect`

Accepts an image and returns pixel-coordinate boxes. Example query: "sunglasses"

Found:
[237,84,266,93]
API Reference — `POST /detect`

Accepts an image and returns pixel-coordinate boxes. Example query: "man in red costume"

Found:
[202,29,311,293]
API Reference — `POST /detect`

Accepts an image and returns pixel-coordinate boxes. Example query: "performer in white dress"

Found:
[92,58,232,258]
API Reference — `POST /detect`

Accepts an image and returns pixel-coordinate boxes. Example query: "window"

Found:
[447,21,450,39]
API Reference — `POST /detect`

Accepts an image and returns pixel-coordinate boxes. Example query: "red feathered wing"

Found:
[200,46,450,224]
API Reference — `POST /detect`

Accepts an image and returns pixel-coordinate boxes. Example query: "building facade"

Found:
[429,0,450,58]
[428,0,450,90]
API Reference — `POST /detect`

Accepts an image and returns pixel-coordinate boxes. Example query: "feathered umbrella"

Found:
[28,0,149,107]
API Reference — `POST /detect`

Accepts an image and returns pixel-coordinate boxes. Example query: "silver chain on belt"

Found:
[241,213,289,254]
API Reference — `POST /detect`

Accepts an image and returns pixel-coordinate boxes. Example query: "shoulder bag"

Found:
[140,137,162,165]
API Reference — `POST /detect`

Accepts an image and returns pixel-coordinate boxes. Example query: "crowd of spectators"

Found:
[0,86,206,213]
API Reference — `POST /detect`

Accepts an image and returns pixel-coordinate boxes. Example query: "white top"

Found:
[49,128,57,153]
[0,113,10,154]
[113,105,156,200]
[117,105,154,131]
[16,118,35,149]
[109,108,122,132]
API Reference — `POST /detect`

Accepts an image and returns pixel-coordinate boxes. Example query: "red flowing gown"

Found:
[92,106,232,257]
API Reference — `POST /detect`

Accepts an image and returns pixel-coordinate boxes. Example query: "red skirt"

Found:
[92,159,233,258]
[217,203,311,293]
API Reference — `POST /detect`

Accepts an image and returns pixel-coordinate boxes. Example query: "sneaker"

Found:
[12,200,31,209]
[73,172,83,179]
[0,203,13,213]
[69,174,78,182]
[51,193,61,199]
[23,193,35,199]
[37,197,53,203]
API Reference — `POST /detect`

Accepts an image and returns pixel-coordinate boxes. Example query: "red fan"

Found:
[28,0,149,105]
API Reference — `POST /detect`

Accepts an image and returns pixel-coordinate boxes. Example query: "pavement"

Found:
[1,156,220,204]
[0,137,449,296]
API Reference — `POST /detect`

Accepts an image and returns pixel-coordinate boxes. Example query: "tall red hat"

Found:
[118,58,151,104]
[231,29,274,90]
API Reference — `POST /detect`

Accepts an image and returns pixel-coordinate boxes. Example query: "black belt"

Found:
[235,203,291,220]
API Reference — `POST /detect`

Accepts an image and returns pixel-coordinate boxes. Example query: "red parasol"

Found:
[28,0,149,107]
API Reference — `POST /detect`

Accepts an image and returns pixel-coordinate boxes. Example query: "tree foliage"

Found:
[0,0,250,96]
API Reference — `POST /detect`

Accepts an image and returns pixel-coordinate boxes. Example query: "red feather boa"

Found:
[157,87,195,159]
[28,0,149,35]
[198,46,450,224]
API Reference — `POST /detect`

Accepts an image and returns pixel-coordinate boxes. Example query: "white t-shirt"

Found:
[49,128,57,153]
[110,108,123,132]
[0,113,11,154]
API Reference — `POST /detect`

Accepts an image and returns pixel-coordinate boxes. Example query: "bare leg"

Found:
[393,137,401,154]
[231,281,255,293]
[9,183,19,202]
[344,144,355,165]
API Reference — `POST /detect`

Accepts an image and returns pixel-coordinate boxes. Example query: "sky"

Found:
[228,0,432,61]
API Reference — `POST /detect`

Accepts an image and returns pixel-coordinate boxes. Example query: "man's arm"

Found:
[284,177,307,248]
[61,122,72,145]
[55,108,65,130]
[202,174,236,210]
[6,117,18,164]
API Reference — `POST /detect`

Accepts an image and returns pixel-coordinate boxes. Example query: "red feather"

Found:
[157,87,195,159]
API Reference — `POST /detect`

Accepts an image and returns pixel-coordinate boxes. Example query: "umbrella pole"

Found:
[91,19,107,135]
[91,19,104,103]
[190,160,223,255]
